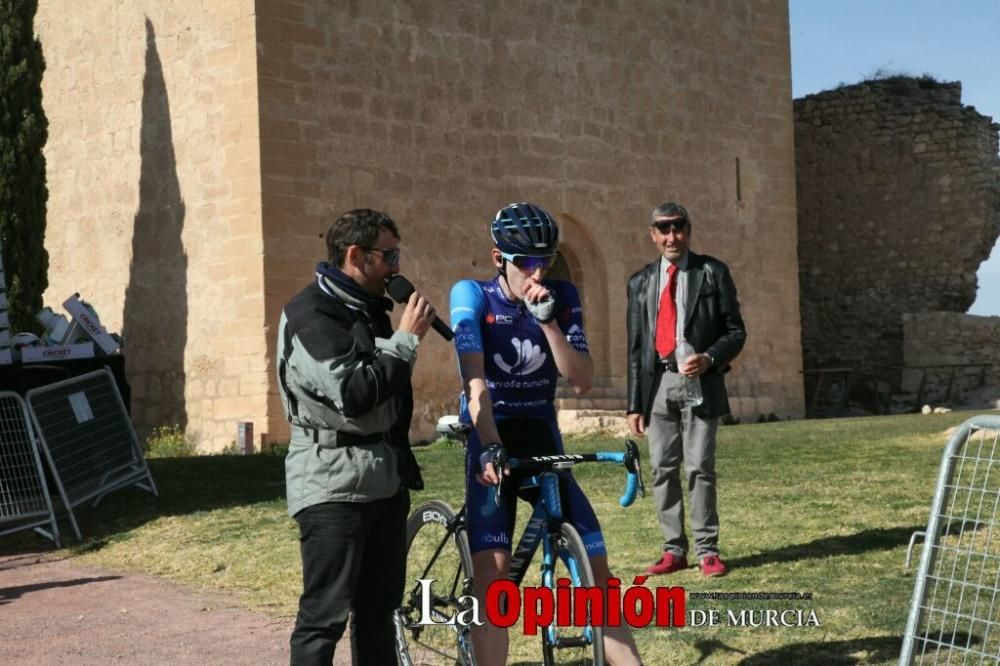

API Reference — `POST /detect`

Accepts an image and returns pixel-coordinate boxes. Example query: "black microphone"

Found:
[385,275,454,341]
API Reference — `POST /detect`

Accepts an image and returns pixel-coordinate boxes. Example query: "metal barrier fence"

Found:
[0,391,60,546]
[26,368,157,541]
[901,414,1000,664]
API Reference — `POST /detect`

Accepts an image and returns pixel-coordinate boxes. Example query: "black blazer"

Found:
[626,252,747,422]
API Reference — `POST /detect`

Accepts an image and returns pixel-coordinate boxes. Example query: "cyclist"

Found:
[450,203,642,666]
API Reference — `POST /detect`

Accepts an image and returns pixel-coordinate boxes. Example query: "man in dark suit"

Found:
[626,202,746,577]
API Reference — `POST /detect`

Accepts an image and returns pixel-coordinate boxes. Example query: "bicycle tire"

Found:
[396,500,475,666]
[541,523,605,666]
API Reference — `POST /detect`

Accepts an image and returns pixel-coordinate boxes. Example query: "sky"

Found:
[789,0,1000,315]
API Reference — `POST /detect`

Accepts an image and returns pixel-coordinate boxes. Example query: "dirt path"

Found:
[0,552,351,665]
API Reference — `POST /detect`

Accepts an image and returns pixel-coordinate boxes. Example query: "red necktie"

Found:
[654,264,678,358]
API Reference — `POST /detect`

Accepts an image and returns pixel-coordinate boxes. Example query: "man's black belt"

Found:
[656,354,679,373]
[300,426,386,447]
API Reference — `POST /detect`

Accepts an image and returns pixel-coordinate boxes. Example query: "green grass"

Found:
[3,410,996,664]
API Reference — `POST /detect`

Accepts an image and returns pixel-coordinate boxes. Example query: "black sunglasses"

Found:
[362,247,401,265]
[652,218,688,234]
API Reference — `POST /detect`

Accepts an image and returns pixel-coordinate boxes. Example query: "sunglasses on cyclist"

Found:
[501,252,556,272]
[362,247,401,265]
[652,218,688,234]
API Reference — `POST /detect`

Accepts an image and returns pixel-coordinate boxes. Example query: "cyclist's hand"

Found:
[522,278,556,324]
[522,277,550,304]
[477,462,502,486]
[627,412,645,436]
[477,442,509,487]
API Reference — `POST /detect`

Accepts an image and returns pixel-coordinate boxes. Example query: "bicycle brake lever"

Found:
[625,439,646,498]
[492,451,509,505]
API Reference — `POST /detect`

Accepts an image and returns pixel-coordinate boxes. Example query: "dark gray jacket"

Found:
[278,276,421,516]
[626,251,747,422]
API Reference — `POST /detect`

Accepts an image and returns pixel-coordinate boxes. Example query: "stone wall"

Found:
[37,1,804,450]
[257,0,805,444]
[36,1,266,449]
[902,312,1000,404]
[795,78,1000,388]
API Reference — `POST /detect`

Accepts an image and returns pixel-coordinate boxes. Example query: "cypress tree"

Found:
[0,0,48,334]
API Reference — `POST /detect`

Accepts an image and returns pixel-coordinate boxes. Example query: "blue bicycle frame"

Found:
[502,448,643,584]
[490,443,645,650]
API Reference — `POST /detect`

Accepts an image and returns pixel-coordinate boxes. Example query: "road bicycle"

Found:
[394,417,644,665]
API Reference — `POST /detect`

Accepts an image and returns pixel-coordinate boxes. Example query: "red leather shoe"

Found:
[700,555,728,577]
[645,552,688,575]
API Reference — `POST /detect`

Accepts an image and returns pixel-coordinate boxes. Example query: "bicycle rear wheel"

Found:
[541,523,605,666]
[395,500,475,666]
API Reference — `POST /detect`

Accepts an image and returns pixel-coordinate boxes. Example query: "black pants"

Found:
[290,490,409,665]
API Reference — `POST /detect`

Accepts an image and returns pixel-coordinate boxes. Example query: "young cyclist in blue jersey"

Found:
[450,203,642,666]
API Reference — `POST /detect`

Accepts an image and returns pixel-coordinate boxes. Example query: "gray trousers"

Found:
[646,369,720,558]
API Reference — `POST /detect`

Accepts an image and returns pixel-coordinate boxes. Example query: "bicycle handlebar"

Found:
[491,439,645,508]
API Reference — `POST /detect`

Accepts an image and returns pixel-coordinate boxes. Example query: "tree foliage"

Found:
[0,0,48,334]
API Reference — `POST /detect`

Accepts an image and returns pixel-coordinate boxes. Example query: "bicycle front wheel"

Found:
[396,500,475,666]
[541,523,605,666]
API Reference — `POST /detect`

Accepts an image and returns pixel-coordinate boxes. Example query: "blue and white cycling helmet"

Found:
[491,202,560,256]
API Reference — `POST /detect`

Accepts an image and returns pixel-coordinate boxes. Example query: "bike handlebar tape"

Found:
[620,473,639,507]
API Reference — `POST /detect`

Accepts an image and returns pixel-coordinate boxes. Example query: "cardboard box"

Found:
[21,342,95,363]
[62,294,120,355]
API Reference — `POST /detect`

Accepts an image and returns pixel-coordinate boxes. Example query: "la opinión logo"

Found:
[414,576,685,634]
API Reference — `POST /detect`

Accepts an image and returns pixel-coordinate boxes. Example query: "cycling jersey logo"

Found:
[566,324,589,351]
[479,532,510,546]
[494,338,547,375]
[486,312,513,325]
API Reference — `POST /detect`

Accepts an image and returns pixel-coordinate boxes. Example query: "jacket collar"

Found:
[684,254,705,328]
[643,252,705,330]
[315,262,393,314]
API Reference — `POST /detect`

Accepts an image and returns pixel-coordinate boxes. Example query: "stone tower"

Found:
[37,1,804,449]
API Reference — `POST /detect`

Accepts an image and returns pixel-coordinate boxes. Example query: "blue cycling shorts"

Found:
[464,417,607,558]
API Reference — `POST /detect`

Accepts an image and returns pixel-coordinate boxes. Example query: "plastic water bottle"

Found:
[674,341,704,409]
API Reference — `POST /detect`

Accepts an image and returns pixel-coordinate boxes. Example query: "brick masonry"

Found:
[37,1,803,450]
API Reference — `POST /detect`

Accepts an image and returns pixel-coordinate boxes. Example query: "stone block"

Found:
[37,0,804,450]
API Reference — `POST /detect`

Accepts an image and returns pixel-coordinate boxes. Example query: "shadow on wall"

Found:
[121,18,188,437]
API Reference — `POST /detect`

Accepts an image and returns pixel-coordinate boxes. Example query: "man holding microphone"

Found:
[278,208,438,664]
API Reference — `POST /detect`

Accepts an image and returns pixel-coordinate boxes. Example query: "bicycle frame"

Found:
[502,449,643,654]
[508,470,600,651]
[507,471,567,586]
[483,444,644,587]
[396,437,644,665]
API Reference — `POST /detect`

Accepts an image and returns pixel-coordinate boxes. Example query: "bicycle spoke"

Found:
[398,501,474,666]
